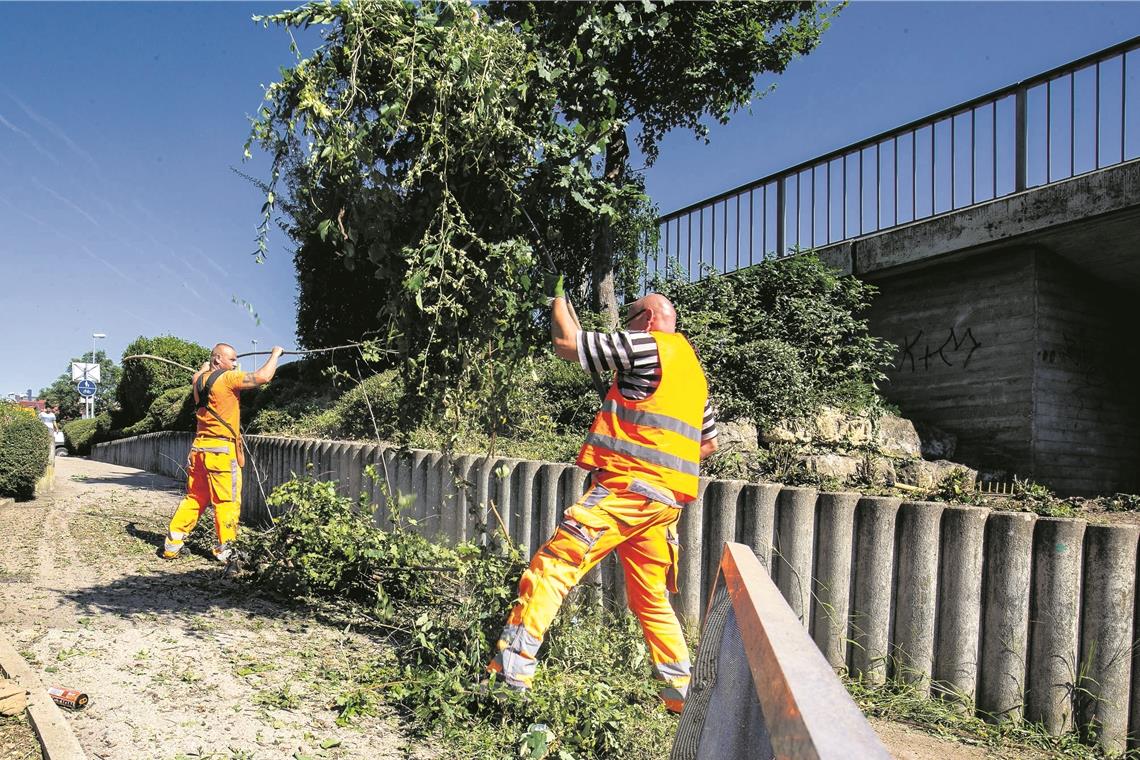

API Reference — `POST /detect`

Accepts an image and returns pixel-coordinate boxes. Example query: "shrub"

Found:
[330,369,405,440]
[62,413,113,456]
[0,405,51,500]
[655,253,895,429]
[116,335,208,425]
[123,387,195,436]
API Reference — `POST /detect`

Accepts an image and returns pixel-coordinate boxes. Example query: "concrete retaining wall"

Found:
[93,431,1140,749]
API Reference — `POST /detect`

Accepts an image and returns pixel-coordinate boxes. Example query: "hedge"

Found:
[0,405,51,500]
[63,413,114,456]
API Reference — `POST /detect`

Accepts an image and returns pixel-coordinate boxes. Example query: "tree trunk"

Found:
[592,128,629,330]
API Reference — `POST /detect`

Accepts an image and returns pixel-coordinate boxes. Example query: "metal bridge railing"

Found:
[650,35,1140,284]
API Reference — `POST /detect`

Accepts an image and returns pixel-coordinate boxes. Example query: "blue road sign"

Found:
[77,379,97,398]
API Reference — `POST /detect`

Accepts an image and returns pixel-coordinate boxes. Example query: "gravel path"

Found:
[0,456,430,760]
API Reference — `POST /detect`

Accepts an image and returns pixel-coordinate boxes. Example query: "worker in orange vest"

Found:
[488,278,718,713]
[162,343,283,562]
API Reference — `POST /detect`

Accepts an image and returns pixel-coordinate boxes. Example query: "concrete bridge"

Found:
[653,36,1140,495]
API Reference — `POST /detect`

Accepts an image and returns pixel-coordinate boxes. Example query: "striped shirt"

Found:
[576,330,718,441]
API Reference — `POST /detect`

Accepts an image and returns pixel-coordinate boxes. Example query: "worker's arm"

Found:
[699,399,718,459]
[551,297,580,361]
[546,274,579,361]
[239,347,284,389]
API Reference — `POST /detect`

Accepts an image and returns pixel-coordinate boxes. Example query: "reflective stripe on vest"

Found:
[582,432,699,477]
[597,399,702,443]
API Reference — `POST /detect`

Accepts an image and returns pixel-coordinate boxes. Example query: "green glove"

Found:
[543,273,565,300]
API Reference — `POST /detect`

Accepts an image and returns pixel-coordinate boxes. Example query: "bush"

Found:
[330,369,405,440]
[123,387,195,436]
[655,253,895,429]
[0,405,51,500]
[62,413,114,456]
[116,335,208,426]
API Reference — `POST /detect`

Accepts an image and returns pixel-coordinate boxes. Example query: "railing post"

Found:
[1015,85,1028,192]
[775,176,786,257]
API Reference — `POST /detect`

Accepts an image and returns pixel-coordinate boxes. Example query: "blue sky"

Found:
[2,1,1139,401]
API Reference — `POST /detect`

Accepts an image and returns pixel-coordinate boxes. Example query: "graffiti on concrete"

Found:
[897,328,981,372]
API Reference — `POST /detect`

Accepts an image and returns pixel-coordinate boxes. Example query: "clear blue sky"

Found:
[2,1,1138,401]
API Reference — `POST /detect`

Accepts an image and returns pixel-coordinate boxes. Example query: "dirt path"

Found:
[0,457,431,760]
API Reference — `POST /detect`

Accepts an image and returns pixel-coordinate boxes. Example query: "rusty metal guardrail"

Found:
[651,35,1140,283]
[671,542,889,760]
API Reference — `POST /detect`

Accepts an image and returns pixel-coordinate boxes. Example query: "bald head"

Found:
[211,343,238,371]
[625,293,677,333]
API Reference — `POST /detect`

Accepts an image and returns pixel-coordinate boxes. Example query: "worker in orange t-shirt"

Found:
[162,342,282,562]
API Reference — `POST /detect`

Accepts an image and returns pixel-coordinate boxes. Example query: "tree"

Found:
[39,351,122,422]
[248,0,838,429]
[116,336,209,426]
[249,1,611,429]
[489,0,839,325]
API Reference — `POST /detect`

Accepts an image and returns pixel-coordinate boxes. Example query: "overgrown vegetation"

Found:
[0,403,52,500]
[656,254,895,430]
[235,475,675,759]
[116,335,208,426]
[848,677,1111,759]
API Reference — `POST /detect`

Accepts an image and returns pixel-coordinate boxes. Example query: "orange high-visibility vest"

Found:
[577,331,708,501]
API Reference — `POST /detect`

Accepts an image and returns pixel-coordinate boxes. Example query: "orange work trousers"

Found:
[488,470,691,712]
[164,437,242,560]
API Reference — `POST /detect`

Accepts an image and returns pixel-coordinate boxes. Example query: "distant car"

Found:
[54,430,68,457]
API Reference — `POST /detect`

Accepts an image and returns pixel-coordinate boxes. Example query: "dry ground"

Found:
[0,457,433,760]
[0,457,1051,760]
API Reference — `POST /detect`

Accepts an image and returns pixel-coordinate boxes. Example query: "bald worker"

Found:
[488,282,718,714]
[163,343,283,562]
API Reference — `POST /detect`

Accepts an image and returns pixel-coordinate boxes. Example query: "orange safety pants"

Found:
[488,471,691,712]
[164,437,242,560]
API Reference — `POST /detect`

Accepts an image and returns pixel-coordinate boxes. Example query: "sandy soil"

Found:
[0,457,433,760]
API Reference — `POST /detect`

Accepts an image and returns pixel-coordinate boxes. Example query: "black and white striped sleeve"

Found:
[702,400,719,440]
[576,330,658,375]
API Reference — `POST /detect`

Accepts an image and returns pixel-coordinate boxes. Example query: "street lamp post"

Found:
[91,332,106,419]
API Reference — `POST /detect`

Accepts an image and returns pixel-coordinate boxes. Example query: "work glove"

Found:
[543,272,565,300]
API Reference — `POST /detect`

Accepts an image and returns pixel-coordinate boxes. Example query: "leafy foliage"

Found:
[249,0,837,434]
[236,474,676,758]
[62,413,114,456]
[655,254,896,429]
[39,350,121,422]
[122,387,196,437]
[0,404,51,500]
[116,336,209,426]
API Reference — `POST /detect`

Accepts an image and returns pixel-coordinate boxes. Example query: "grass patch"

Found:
[847,678,1109,759]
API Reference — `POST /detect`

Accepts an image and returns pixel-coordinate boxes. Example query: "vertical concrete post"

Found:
[356,444,378,509]
[978,511,1036,723]
[933,505,987,706]
[892,500,944,693]
[773,486,818,628]
[849,496,901,684]
[739,483,781,571]
[702,480,745,604]
[453,454,480,542]
[515,461,542,556]
[536,463,568,552]
[410,450,432,524]
[675,478,710,631]
[1078,524,1138,753]
[419,452,442,539]
[343,443,363,503]
[489,458,518,551]
[1024,517,1085,733]
[811,491,860,671]
[318,441,336,482]
[471,456,496,545]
